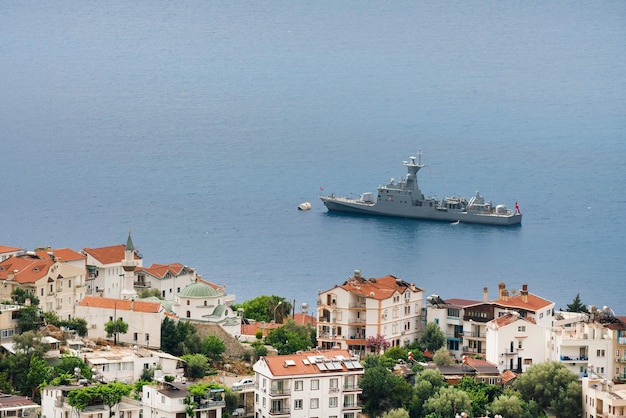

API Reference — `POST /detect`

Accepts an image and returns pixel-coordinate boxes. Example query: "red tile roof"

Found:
[0,245,23,253]
[82,245,140,264]
[492,313,536,328]
[36,247,86,262]
[260,349,360,377]
[137,262,185,278]
[0,256,53,284]
[79,296,161,313]
[337,275,422,300]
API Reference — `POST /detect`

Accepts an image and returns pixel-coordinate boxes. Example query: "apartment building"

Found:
[485,312,547,373]
[317,270,424,357]
[0,248,87,320]
[41,384,142,418]
[582,376,626,418]
[252,349,364,418]
[135,262,198,300]
[426,297,481,359]
[142,381,225,418]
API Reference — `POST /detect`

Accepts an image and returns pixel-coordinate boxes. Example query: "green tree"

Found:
[181,353,210,379]
[381,408,410,418]
[232,295,292,323]
[514,361,581,417]
[383,346,409,362]
[202,335,226,363]
[17,305,43,333]
[54,355,92,380]
[566,293,589,313]
[11,288,40,306]
[408,369,446,417]
[432,347,454,366]
[67,382,132,417]
[251,341,268,359]
[458,376,498,417]
[359,365,413,417]
[490,393,524,418]
[422,386,472,417]
[0,371,13,394]
[104,318,129,345]
[420,322,445,353]
[138,288,163,299]
[265,319,315,354]
[26,355,52,402]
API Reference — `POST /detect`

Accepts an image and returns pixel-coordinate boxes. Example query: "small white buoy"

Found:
[298,202,312,211]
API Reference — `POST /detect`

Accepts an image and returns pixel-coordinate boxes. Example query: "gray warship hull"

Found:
[320,152,522,226]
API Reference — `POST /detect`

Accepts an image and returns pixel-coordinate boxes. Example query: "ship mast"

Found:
[403,150,425,194]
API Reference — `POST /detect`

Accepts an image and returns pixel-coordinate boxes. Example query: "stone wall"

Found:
[189,321,247,358]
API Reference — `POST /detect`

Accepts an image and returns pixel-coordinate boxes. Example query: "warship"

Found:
[320,151,522,226]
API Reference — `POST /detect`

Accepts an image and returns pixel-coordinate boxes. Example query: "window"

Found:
[329,397,338,407]
[518,326,526,332]
[68,279,72,288]
[310,398,319,409]
[330,378,338,389]
[447,308,459,317]
[134,333,138,342]
[597,349,605,357]
[294,380,303,391]
[294,399,302,410]
[146,334,149,343]
[518,340,523,349]
[311,379,319,390]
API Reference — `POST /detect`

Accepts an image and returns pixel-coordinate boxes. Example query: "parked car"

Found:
[231,408,246,416]
[232,377,254,390]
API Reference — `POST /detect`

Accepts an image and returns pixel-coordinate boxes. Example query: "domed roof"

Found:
[179,281,222,298]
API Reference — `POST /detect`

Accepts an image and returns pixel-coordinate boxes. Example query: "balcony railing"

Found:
[343,401,362,409]
[133,280,151,288]
[268,407,290,415]
[269,387,290,396]
[560,355,588,362]
[343,383,360,391]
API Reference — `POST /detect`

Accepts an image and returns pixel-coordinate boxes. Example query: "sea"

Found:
[1,1,625,315]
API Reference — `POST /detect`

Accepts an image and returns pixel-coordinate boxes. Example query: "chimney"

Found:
[483,287,488,302]
[502,289,509,302]
[498,282,506,300]
[521,284,528,303]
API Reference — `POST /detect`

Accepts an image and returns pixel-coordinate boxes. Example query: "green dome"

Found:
[179,281,222,298]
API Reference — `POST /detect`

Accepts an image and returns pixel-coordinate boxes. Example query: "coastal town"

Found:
[0,232,625,418]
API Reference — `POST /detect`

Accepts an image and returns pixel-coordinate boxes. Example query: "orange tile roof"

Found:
[261,349,361,377]
[36,247,86,262]
[0,256,53,284]
[492,292,553,311]
[82,244,140,264]
[338,275,422,300]
[501,369,518,384]
[79,295,162,313]
[444,298,483,307]
[0,245,23,253]
[492,313,536,328]
[137,262,185,278]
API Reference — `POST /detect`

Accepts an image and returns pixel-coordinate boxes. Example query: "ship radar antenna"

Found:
[417,149,422,165]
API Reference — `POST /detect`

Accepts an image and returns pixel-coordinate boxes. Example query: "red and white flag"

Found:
[515,201,521,214]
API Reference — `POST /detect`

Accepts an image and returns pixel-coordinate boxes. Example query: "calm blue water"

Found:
[2,1,625,314]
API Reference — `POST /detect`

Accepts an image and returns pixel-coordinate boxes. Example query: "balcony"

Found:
[269,387,290,396]
[616,357,626,363]
[133,280,151,288]
[559,355,588,362]
[343,383,361,392]
[268,407,290,416]
[343,401,362,410]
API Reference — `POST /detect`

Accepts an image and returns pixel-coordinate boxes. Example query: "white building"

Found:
[547,310,616,380]
[0,248,88,320]
[76,296,163,349]
[426,297,481,360]
[0,394,39,418]
[82,346,184,383]
[317,270,424,357]
[135,263,198,300]
[252,349,364,418]
[582,376,626,417]
[175,279,240,338]
[82,233,143,299]
[485,313,547,373]
[142,381,225,418]
[41,384,142,418]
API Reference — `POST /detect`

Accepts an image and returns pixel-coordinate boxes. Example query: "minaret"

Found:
[120,229,138,300]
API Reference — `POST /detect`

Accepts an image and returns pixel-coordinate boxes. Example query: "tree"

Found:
[420,322,445,352]
[514,361,581,417]
[366,334,390,355]
[54,355,92,380]
[381,408,410,418]
[17,305,43,333]
[202,335,226,363]
[408,370,446,417]
[422,386,472,417]
[67,382,132,417]
[181,353,210,379]
[458,376,499,417]
[359,365,413,417]
[11,288,40,306]
[382,346,408,362]
[432,347,454,366]
[265,319,315,354]
[566,293,589,313]
[232,295,292,323]
[490,393,524,418]
[104,318,129,345]
[26,355,52,402]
